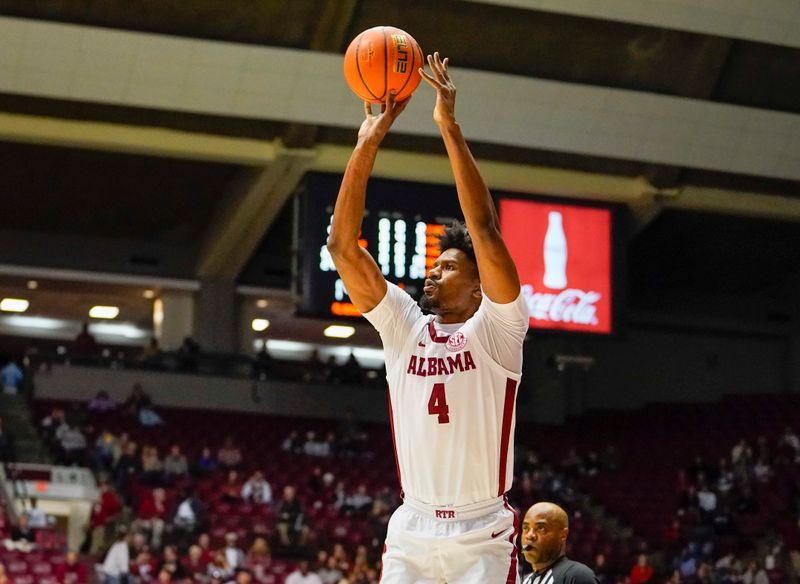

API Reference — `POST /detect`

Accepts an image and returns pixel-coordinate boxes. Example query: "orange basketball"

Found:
[343,26,424,104]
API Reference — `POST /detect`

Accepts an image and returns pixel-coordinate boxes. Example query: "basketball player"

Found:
[327,52,529,583]
[520,502,599,584]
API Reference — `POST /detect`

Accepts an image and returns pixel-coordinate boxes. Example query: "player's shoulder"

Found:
[559,559,599,584]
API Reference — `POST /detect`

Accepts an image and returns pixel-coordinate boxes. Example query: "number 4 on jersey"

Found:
[427,383,450,424]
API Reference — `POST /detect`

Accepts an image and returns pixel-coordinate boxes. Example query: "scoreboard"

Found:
[300,173,460,318]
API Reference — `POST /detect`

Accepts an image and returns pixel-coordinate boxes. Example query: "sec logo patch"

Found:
[446,331,467,352]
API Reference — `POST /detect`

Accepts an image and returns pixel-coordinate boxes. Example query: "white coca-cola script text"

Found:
[521,284,601,325]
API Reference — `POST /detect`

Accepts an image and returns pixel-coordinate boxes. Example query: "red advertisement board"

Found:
[500,199,613,334]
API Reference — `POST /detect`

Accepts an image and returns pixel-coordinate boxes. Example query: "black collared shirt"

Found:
[523,556,599,584]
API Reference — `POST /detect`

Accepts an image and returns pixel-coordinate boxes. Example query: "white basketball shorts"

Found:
[379,495,520,584]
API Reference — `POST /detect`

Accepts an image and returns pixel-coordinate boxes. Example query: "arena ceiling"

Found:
[0,0,798,332]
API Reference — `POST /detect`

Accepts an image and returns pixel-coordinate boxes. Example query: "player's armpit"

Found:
[328,244,388,314]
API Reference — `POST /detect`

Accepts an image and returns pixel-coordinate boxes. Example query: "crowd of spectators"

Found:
[3,385,800,584]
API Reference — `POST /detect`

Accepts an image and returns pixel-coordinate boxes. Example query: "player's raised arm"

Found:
[420,53,521,304]
[327,94,410,313]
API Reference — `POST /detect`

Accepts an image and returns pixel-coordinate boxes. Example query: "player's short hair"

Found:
[438,221,477,267]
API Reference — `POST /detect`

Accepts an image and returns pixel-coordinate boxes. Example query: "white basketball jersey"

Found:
[363,283,529,507]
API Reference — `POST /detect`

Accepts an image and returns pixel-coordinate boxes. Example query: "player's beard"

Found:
[418,294,439,314]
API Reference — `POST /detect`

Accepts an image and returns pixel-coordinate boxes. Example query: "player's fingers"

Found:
[427,54,444,79]
[380,101,387,114]
[364,101,372,117]
[419,67,440,88]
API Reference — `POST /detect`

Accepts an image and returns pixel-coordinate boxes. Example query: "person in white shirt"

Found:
[328,52,528,584]
[101,527,129,584]
[241,471,273,505]
[285,561,323,584]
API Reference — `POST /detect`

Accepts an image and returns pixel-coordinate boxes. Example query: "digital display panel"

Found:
[500,198,614,334]
[301,174,459,318]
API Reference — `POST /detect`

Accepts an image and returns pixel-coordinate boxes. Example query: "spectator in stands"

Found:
[172,487,206,540]
[113,440,141,499]
[135,487,170,549]
[286,560,322,584]
[245,537,272,582]
[72,322,99,361]
[303,431,329,457]
[92,428,118,471]
[55,550,88,584]
[122,382,153,416]
[207,550,234,582]
[101,526,130,584]
[742,561,768,584]
[183,545,207,582]
[130,545,157,583]
[303,349,328,383]
[197,532,215,565]
[593,554,610,584]
[164,444,189,482]
[194,446,218,476]
[138,338,162,368]
[1,360,23,394]
[281,431,303,454]
[696,484,718,521]
[10,514,35,545]
[731,439,750,466]
[218,436,243,469]
[220,470,244,504]
[339,352,363,385]
[0,416,15,463]
[157,545,188,582]
[254,344,272,381]
[753,456,772,483]
[55,421,87,466]
[227,568,254,584]
[223,532,246,571]
[275,485,308,550]
[779,426,800,462]
[140,445,165,486]
[88,390,117,413]
[241,470,273,505]
[40,406,65,447]
[317,555,344,584]
[83,480,121,556]
[342,484,373,517]
[179,336,201,372]
[630,554,654,584]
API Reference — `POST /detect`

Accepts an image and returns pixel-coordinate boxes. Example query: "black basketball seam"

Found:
[380,27,388,100]
[394,38,419,99]
[355,32,380,101]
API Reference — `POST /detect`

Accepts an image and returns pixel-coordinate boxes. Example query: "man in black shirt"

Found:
[521,502,600,584]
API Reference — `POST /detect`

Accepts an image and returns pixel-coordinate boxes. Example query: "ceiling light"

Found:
[251,318,270,332]
[143,290,155,299]
[1,298,29,313]
[27,280,38,290]
[256,299,269,308]
[89,305,119,319]
[324,325,355,339]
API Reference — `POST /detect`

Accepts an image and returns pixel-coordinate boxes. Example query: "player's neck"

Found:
[435,310,473,325]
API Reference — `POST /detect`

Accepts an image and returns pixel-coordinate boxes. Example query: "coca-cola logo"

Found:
[521,285,601,325]
[500,199,613,334]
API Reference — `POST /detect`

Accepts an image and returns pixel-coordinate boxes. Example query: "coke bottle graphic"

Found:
[543,211,568,289]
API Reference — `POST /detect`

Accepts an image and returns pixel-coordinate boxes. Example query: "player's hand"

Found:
[419,52,456,127]
[357,92,411,144]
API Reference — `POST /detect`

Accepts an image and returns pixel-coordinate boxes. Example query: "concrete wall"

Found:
[35,365,390,423]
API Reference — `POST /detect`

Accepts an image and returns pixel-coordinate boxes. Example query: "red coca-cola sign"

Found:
[499,199,613,334]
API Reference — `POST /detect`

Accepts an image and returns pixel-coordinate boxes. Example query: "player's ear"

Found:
[472,284,482,299]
